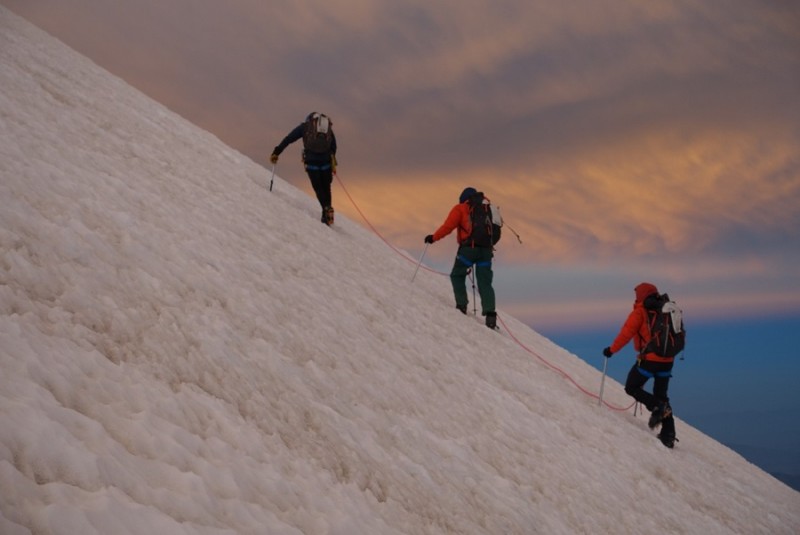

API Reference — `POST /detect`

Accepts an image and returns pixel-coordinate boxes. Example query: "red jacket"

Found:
[610,283,673,363]
[432,201,472,244]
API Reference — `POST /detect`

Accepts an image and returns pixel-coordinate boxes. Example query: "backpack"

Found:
[303,113,333,153]
[466,192,502,247]
[642,293,685,358]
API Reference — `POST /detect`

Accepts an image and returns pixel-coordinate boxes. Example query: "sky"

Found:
[2,0,799,331]
[1,10,799,533]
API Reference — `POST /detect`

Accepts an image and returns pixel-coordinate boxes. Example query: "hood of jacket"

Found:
[634,282,659,303]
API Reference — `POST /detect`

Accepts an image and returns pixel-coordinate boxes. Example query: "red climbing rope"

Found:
[334,171,635,412]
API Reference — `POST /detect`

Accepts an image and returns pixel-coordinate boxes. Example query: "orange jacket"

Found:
[432,202,472,244]
[610,282,673,363]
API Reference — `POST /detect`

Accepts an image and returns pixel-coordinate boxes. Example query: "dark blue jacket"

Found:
[273,121,337,167]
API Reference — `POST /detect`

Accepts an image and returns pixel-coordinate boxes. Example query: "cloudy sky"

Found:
[3,0,799,329]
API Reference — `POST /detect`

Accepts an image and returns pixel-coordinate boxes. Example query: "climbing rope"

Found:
[334,171,635,412]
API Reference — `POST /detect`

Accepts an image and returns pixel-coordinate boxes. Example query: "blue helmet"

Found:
[459,187,477,203]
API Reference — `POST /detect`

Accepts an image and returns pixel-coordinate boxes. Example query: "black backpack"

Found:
[466,192,502,247]
[303,113,333,154]
[642,293,686,358]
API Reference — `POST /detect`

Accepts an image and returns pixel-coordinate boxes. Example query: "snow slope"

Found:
[1,7,798,535]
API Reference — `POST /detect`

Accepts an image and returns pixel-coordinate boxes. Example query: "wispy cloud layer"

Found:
[3,0,799,324]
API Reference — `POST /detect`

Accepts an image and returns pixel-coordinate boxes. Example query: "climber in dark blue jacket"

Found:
[271,112,338,225]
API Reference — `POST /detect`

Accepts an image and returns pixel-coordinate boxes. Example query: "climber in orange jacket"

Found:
[425,187,497,329]
[603,282,678,447]
[608,282,675,365]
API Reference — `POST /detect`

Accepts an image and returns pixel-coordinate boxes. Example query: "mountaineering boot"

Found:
[658,410,677,448]
[456,304,467,314]
[658,430,677,449]
[323,206,334,225]
[648,402,671,429]
[648,405,662,429]
[485,312,497,330]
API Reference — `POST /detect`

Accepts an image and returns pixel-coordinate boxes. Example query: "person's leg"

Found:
[318,168,333,209]
[474,248,496,316]
[306,168,332,209]
[639,364,672,428]
[653,375,671,405]
[624,364,657,410]
[305,168,333,223]
[649,369,673,425]
[450,251,471,311]
[658,381,677,446]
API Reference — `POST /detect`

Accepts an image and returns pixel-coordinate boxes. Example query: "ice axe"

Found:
[598,355,609,406]
[411,243,429,282]
[268,163,276,192]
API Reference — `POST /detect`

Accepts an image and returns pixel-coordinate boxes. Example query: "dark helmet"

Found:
[459,187,478,203]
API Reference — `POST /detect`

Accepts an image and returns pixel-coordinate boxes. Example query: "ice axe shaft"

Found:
[598,356,609,406]
[411,243,429,282]
[269,163,276,192]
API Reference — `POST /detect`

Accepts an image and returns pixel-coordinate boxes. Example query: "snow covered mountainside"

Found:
[1,7,798,535]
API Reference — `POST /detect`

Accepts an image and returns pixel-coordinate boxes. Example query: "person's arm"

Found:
[609,308,642,354]
[272,123,305,157]
[431,205,464,242]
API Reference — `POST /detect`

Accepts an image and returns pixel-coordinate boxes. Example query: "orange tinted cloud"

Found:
[4,0,799,323]
[337,120,799,264]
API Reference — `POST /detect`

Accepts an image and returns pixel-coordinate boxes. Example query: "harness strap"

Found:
[635,366,672,379]
[305,163,332,171]
[457,254,491,268]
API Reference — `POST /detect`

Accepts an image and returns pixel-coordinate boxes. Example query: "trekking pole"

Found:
[469,268,477,316]
[411,244,429,282]
[269,163,276,192]
[598,356,609,407]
